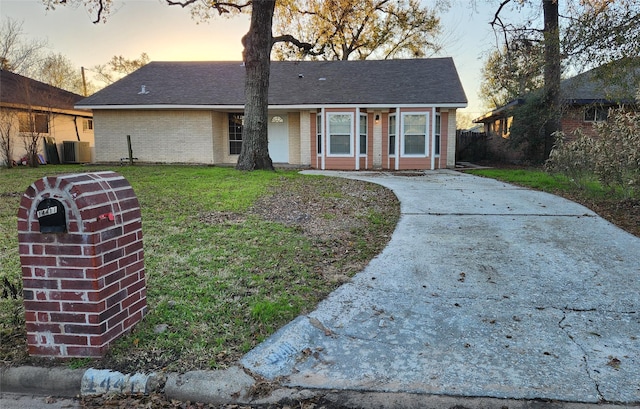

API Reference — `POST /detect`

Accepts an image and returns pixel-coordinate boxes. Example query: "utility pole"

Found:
[81,66,88,97]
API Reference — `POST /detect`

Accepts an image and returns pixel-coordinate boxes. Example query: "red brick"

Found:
[121,292,141,310]
[22,266,33,278]
[117,253,138,269]
[45,268,86,279]
[123,310,143,330]
[64,322,107,334]
[94,239,117,256]
[103,269,125,287]
[107,310,128,329]
[119,274,138,290]
[126,280,145,296]
[125,260,144,275]
[127,298,147,316]
[23,278,59,290]
[54,334,88,346]
[24,300,61,312]
[123,221,142,235]
[101,227,123,241]
[102,323,124,343]
[28,345,62,357]
[49,291,91,302]
[98,281,120,300]
[66,346,105,357]
[35,291,47,301]
[60,280,99,291]
[36,312,49,322]
[50,312,87,323]
[24,311,37,322]
[26,322,62,333]
[75,192,109,209]
[106,289,127,308]
[62,301,105,313]
[59,256,97,268]
[104,248,124,263]
[117,232,137,248]
[20,255,57,267]
[125,239,144,254]
[44,245,82,256]
[99,304,121,322]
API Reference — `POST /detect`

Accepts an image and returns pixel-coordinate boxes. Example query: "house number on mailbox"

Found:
[36,198,67,233]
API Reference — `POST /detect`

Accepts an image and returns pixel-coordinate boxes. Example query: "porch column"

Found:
[431,106,436,170]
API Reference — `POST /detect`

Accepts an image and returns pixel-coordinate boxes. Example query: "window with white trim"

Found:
[359,114,367,155]
[402,113,428,156]
[584,106,608,122]
[19,112,49,134]
[388,114,396,156]
[83,119,93,131]
[229,113,243,155]
[328,113,353,156]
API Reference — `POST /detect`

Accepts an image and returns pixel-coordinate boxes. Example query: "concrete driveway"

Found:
[242,170,640,403]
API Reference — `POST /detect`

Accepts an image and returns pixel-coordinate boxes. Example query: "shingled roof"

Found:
[76,58,467,108]
[0,69,87,112]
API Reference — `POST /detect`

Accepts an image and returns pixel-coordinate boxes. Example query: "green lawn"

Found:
[0,165,399,373]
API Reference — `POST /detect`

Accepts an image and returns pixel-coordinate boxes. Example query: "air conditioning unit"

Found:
[62,141,91,163]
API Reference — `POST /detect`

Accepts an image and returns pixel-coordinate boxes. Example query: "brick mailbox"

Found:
[17,171,147,358]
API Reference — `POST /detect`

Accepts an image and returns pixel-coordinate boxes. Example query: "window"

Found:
[317,115,322,154]
[229,114,243,155]
[584,107,608,122]
[435,114,441,156]
[389,114,396,156]
[328,113,353,156]
[19,113,49,134]
[359,114,367,155]
[83,119,93,131]
[402,113,428,156]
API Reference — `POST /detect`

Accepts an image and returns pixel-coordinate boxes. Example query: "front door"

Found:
[268,114,289,163]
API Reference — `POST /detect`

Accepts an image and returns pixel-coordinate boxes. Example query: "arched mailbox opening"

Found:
[36,198,66,233]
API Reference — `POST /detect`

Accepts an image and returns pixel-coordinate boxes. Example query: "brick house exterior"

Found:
[0,70,94,165]
[76,59,467,170]
[473,62,639,160]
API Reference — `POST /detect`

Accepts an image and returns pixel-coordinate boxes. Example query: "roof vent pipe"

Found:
[138,85,149,95]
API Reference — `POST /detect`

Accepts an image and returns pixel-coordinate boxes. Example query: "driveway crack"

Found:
[557,308,605,401]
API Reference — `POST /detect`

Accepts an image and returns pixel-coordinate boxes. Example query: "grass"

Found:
[465,167,613,197]
[0,165,399,373]
[465,166,640,238]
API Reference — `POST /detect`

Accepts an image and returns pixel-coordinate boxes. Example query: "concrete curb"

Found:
[0,366,84,397]
[0,366,158,398]
[0,365,634,408]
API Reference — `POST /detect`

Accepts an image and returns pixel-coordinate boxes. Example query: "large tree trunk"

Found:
[236,0,275,171]
[542,0,561,160]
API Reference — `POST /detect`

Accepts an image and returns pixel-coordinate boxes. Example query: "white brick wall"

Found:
[298,111,311,166]
[95,110,214,163]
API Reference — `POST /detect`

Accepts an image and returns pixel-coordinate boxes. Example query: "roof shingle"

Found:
[77,58,468,108]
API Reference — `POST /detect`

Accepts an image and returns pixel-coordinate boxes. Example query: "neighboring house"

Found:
[76,58,467,170]
[0,70,94,165]
[474,62,639,142]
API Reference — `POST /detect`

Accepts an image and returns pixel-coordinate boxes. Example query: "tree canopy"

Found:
[272,0,446,61]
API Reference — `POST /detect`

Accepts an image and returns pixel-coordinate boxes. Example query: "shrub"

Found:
[545,130,596,189]
[546,108,640,197]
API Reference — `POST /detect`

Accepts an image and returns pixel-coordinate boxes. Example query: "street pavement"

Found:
[242,170,640,403]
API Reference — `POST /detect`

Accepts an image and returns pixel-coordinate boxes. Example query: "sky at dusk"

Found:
[0,0,527,118]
